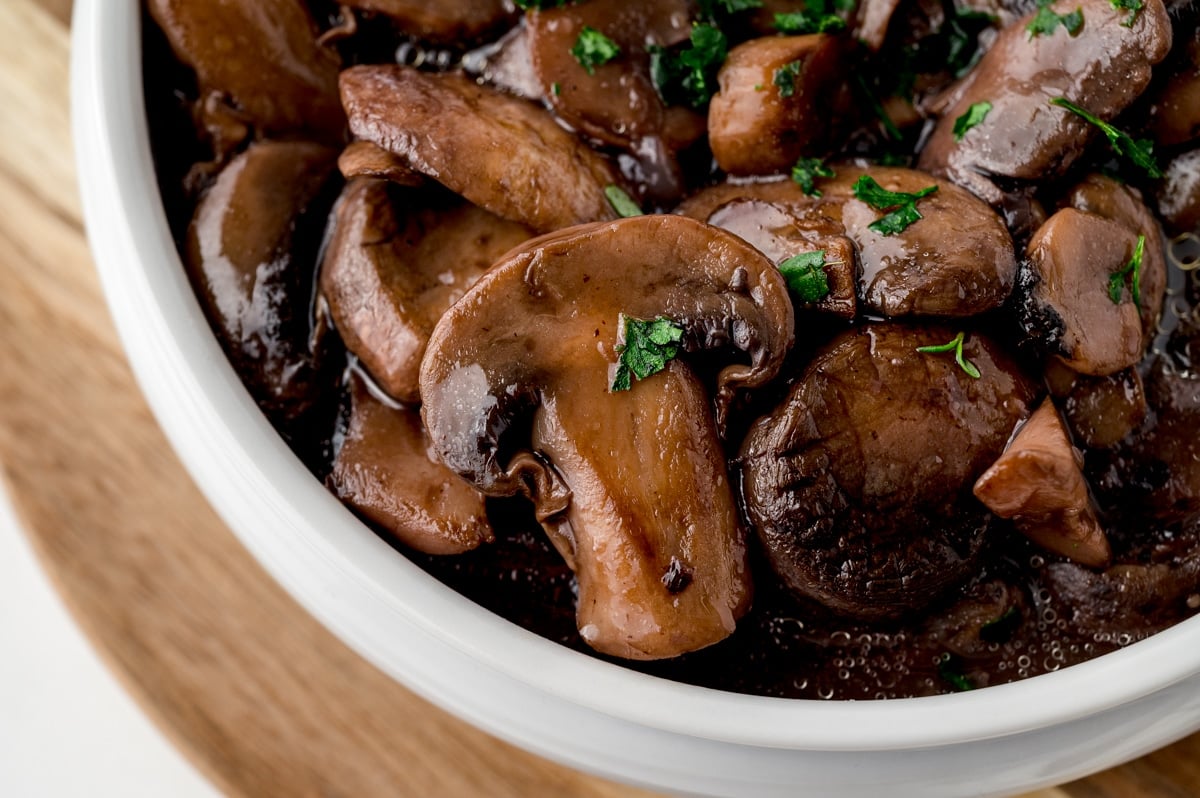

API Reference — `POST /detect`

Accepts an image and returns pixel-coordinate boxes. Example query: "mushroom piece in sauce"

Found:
[419,215,795,659]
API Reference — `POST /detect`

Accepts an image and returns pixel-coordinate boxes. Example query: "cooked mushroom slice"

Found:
[339,65,620,234]
[185,140,340,451]
[1063,368,1148,450]
[419,215,795,659]
[917,0,1171,209]
[320,178,532,404]
[1157,150,1200,234]
[1017,208,1143,377]
[147,0,344,148]
[337,0,515,45]
[1065,174,1168,338]
[330,371,493,556]
[337,141,423,186]
[709,35,845,176]
[527,1,703,152]
[975,399,1112,568]
[855,0,904,51]
[677,167,1016,318]
[741,325,1038,622]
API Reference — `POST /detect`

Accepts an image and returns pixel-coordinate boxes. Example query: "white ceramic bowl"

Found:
[71,3,1200,795]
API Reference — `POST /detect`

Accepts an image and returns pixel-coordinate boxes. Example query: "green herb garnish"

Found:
[571,26,621,75]
[1048,98,1162,177]
[605,185,642,218]
[1027,0,1084,38]
[514,0,568,8]
[916,331,982,379]
[1108,234,1146,308]
[938,653,975,692]
[778,250,835,303]
[853,74,902,141]
[612,317,685,392]
[853,175,939,236]
[953,101,993,141]
[774,61,803,98]
[791,157,836,197]
[773,9,847,34]
[1109,0,1143,25]
[551,82,561,96]
[649,23,729,109]
[698,0,764,15]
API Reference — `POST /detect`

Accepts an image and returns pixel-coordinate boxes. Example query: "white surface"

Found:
[72,1,1200,796]
[0,483,220,798]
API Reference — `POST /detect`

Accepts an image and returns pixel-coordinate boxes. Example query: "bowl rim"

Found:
[72,0,1200,754]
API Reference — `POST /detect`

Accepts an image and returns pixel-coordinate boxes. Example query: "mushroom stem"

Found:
[533,360,750,660]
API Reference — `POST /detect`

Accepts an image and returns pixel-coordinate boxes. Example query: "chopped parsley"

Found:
[571,26,620,75]
[550,81,561,96]
[1108,234,1146,308]
[774,61,803,98]
[649,23,729,109]
[1048,98,1162,178]
[612,317,685,392]
[1109,0,1144,25]
[938,653,975,692]
[916,331,982,379]
[778,250,835,303]
[1027,0,1084,38]
[953,101,993,141]
[791,157,836,197]
[514,0,568,8]
[773,9,847,34]
[944,10,996,77]
[604,185,642,218]
[698,0,764,15]
[852,175,939,236]
[853,74,902,141]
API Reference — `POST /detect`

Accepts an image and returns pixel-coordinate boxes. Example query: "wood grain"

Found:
[0,1,1195,796]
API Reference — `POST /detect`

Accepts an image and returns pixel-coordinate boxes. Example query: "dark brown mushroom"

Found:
[1017,208,1144,377]
[1158,150,1200,234]
[320,178,533,404]
[330,371,493,555]
[1065,174,1168,339]
[917,0,1172,211]
[1146,24,1200,149]
[526,0,704,155]
[677,167,1017,318]
[337,0,516,45]
[974,399,1112,568]
[1129,351,1200,523]
[708,34,845,176]
[419,215,795,659]
[147,0,345,149]
[339,65,621,234]
[184,140,340,457]
[741,324,1038,622]
[1063,368,1148,449]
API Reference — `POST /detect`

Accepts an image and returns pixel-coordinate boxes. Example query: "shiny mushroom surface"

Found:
[419,214,794,659]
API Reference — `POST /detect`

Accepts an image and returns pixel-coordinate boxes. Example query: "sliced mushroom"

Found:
[1063,368,1148,450]
[147,0,344,148]
[1065,174,1168,339]
[917,0,1172,209]
[974,399,1112,568]
[320,178,533,404]
[419,215,795,659]
[185,140,340,454]
[708,35,846,176]
[527,0,703,152]
[338,0,516,45]
[1017,208,1144,376]
[339,65,620,233]
[337,141,424,186]
[741,324,1038,621]
[677,167,1016,318]
[330,371,493,555]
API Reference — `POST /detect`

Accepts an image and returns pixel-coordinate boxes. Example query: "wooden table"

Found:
[1,1,1196,795]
